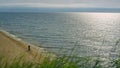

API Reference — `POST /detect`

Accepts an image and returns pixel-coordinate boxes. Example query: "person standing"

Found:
[28,45,30,51]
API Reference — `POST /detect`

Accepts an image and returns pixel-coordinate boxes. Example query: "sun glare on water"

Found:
[73,13,120,57]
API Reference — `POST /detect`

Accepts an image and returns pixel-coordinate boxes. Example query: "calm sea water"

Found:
[0,12,120,58]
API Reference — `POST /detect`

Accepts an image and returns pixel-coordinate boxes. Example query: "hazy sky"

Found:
[0,0,120,8]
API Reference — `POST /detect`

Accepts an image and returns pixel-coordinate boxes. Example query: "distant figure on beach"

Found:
[28,45,30,51]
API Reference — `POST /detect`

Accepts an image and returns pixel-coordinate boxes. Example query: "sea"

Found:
[0,12,120,59]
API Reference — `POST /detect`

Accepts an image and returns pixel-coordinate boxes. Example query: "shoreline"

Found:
[0,30,56,63]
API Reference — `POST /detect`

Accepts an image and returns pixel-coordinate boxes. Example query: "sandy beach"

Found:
[0,30,55,63]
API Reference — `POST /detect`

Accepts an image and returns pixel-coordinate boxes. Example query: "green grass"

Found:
[1,54,120,68]
[0,54,105,68]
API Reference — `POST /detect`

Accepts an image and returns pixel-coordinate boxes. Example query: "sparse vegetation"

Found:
[0,55,104,68]
[1,53,120,68]
[0,42,120,68]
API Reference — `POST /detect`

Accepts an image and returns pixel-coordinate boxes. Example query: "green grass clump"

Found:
[111,58,120,68]
[0,55,105,68]
[1,55,120,68]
